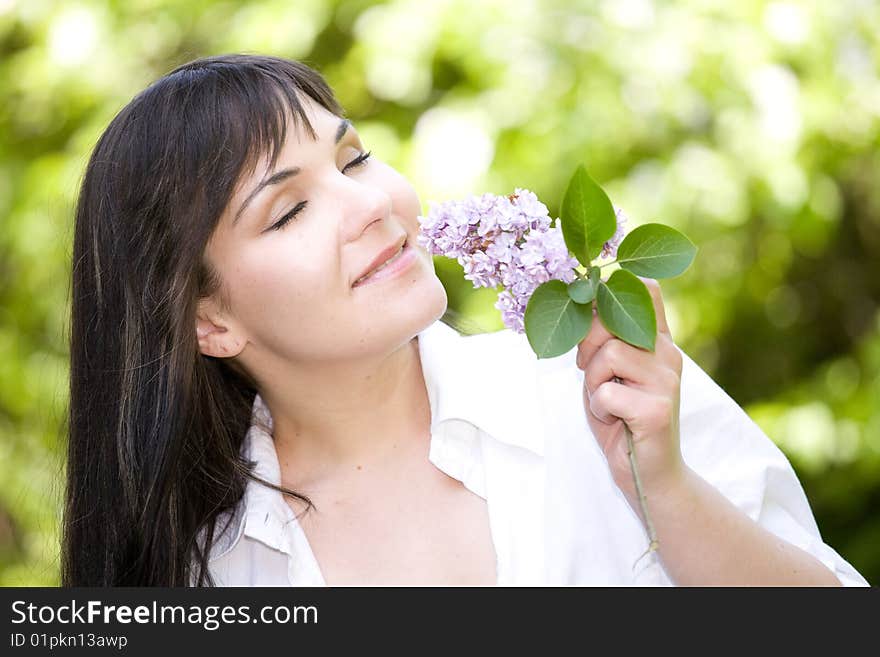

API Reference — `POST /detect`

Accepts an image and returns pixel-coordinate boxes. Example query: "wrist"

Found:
[620,459,696,521]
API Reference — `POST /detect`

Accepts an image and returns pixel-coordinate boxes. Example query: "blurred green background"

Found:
[0,0,877,585]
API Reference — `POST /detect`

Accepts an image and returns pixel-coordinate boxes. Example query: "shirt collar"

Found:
[206,317,548,563]
[416,317,545,457]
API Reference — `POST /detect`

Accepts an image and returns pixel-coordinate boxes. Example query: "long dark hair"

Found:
[63,54,469,586]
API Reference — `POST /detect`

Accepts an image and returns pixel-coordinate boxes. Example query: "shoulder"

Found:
[461,325,578,379]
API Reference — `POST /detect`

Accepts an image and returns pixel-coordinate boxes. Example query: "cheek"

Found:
[227,242,336,324]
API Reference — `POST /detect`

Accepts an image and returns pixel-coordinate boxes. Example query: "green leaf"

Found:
[560,165,617,266]
[596,269,656,351]
[567,276,597,304]
[616,223,698,278]
[524,280,593,359]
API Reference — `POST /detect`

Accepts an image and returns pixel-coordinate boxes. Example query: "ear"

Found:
[196,297,246,358]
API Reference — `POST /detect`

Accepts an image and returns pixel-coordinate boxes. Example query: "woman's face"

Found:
[198,94,448,375]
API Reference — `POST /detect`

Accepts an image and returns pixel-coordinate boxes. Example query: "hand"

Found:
[576,277,685,509]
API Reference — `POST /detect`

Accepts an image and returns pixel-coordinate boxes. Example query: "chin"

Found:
[396,276,448,335]
[426,282,449,324]
[409,274,448,322]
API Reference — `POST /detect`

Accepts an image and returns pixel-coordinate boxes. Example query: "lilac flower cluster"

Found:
[416,189,571,333]
[417,188,628,334]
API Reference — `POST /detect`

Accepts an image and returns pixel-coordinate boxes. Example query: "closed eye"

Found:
[268,150,373,232]
[343,150,371,173]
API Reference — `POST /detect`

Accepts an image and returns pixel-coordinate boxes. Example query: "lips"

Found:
[354,235,407,286]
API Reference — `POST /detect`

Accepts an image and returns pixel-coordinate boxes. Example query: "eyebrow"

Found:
[232,118,352,226]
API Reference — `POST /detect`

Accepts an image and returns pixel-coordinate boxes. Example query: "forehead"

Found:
[290,94,343,143]
[220,99,350,225]
[258,96,338,165]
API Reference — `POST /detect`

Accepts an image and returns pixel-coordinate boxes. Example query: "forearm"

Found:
[631,465,842,586]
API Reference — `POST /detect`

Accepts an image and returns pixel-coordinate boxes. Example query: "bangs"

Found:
[230,82,316,186]
[166,54,346,209]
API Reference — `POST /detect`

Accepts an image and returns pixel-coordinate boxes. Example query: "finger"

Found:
[588,378,645,425]
[636,276,672,338]
[581,380,625,454]
[584,337,676,395]
[590,380,670,432]
[577,307,614,370]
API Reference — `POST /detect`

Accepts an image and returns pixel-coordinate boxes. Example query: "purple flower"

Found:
[418,189,624,334]
[460,250,502,288]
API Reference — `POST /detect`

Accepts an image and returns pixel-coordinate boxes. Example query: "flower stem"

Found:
[612,376,660,572]
[575,259,618,280]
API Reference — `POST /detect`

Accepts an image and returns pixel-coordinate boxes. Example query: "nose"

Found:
[351,182,393,237]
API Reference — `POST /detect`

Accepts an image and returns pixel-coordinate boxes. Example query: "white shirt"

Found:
[203,318,868,586]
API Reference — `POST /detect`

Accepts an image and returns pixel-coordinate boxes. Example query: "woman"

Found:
[63,54,867,586]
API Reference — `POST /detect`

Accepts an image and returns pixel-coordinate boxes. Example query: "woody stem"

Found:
[612,377,660,571]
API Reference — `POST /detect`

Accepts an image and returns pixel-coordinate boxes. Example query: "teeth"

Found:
[356,243,405,284]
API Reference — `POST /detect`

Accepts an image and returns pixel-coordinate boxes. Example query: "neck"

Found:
[257,336,432,485]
